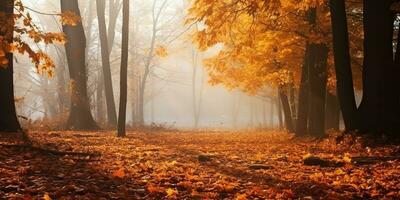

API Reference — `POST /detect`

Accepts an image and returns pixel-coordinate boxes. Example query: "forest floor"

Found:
[0,130,399,200]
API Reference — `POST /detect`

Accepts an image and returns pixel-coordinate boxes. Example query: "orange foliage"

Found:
[0,0,78,76]
[0,131,399,199]
[186,0,360,96]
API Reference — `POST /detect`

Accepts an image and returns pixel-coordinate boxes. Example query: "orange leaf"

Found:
[112,168,125,178]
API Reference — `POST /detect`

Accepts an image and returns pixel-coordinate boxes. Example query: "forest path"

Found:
[0,131,399,199]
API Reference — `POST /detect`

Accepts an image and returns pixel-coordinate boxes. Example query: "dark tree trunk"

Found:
[325,92,340,131]
[118,0,129,137]
[308,44,329,137]
[61,0,98,130]
[328,0,360,132]
[279,88,294,132]
[359,0,395,134]
[0,0,21,132]
[296,44,310,136]
[96,0,118,126]
[296,8,329,138]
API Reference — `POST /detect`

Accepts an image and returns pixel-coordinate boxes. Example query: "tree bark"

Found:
[118,0,129,137]
[61,0,98,130]
[279,88,294,132]
[359,0,395,134]
[0,0,22,132]
[295,44,310,136]
[328,0,360,132]
[96,0,118,126]
[308,44,329,137]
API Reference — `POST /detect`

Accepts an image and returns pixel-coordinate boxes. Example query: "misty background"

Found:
[13,0,281,129]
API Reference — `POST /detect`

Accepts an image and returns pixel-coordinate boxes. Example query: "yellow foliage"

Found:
[0,0,78,76]
[155,45,168,58]
[59,11,80,26]
[187,0,334,95]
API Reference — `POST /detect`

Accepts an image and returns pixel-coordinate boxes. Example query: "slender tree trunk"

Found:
[328,0,360,132]
[279,88,294,132]
[96,0,118,126]
[107,0,121,52]
[118,0,129,137]
[61,0,98,130]
[0,0,21,132]
[137,0,168,126]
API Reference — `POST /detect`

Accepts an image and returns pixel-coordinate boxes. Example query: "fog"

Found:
[13,0,281,130]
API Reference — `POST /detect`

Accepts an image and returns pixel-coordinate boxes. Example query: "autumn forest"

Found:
[1,0,400,199]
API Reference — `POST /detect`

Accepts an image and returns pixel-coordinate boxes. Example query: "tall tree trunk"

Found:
[296,44,310,136]
[296,8,329,138]
[359,0,395,134]
[118,0,129,137]
[61,0,98,130]
[308,44,329,137]
[96,0,118,126]
[0,0,21,132]
[328,0,360,132]
[279,88,294,132]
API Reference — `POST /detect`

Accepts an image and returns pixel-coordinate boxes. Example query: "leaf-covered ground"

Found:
[0,131,399,199]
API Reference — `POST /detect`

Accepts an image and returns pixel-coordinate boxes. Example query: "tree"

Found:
[96,0,118,126]
[359,0,398,135]
[1,0,70,131]
[329,0,400,139]
[0,0,21,132]
[118,0,130,137]
[137,0,168,125]
[60,0,98,130]
[187,0,330,134]
[328,0,360,132]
